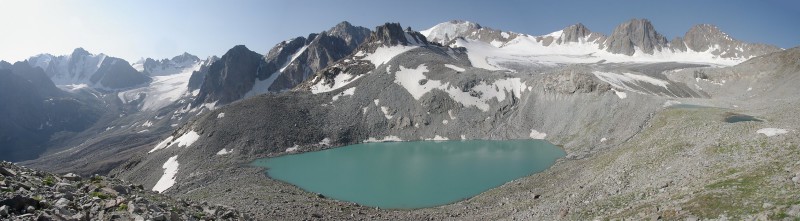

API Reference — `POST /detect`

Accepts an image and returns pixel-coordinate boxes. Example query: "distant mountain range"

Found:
[422,19,781,68]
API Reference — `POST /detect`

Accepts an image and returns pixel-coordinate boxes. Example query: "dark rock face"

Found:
[193,45,267,106]
[557,23,592,44]
[670,37,687,52]
[187,56,219,91]
[0,70,48,161]
[266,22,371,92]
[326,21,371,49]
[8,62,64,97]
[0,64,101,162]
[299,22,437,92]
[603,19,669,55]
[370,23,428,47]
[91,57,151,89]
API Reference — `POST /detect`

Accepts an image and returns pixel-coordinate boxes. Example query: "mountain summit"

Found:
[602,18,669,55]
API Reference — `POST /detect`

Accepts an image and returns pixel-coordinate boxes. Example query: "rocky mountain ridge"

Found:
[192,21,371,107]
[28,48,151,90]
[422,19,781,66]
[132,52,202,76]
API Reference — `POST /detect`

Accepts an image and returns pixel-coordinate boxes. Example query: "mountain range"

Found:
[1,18,798,220]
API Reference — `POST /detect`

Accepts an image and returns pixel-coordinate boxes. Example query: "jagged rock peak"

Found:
[326,21,371,48]
[0,60,11,69]
[328,21,356,33]
[604,18,668,55]
[682,23,782,58]
[171,52,200,63]
[367,23,428,47]
[558,23,592,43]
[223,45,263,61]
[684,24,730,51]
[70,47,92,57]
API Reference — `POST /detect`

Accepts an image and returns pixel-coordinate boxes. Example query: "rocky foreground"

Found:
[0,161,249,220]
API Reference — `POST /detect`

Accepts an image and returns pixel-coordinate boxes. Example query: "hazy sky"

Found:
[1,0,798,63]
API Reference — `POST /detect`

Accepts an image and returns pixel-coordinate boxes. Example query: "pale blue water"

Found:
[252,140,565,209]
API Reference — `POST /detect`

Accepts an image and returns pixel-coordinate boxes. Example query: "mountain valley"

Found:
[2,18,799,220]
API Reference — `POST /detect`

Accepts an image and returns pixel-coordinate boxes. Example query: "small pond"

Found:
[252,140,565,209]
[724,113,763,123]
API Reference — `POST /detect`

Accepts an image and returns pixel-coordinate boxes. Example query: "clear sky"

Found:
[1,0,798,63]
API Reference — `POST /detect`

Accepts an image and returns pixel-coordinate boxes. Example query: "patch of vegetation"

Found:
[118,203,128,211]
[193,212,206,219]
[90,191,110,200]
[684,174,766,218]
[42,176,56,186]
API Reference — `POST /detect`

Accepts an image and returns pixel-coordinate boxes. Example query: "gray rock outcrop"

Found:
[602,19,669,55]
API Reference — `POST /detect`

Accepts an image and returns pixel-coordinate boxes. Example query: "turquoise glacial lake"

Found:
[252,140,565,209]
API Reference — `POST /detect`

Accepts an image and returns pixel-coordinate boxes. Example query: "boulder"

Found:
[61,173,81,182]
[0,167,16,177]
[54,198,71,209]
[0,195,39,213]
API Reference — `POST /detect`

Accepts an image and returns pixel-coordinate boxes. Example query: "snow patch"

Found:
[611,88,627,99]
[149,136,175,153]
[152,155,179,193]
[285,145,300,152]
[529,129,547,139]
[426,135,449,141]
[150,131,200,153]
[217,113,225,118]
[310,73,364,94]
[173,131,200,148]
[663,100,682,107]
[360,45,418,66]
[757,128,789,137]
[216,149,232,155]
[364,136,403,143]
[331,87,356,102]
[444,64,465,72]
[318,138,331,146]
[593,71,670,89]
[380,106,393,119]
[141,120,153,127]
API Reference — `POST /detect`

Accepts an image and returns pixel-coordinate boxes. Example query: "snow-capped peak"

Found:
[420,20,483,43]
